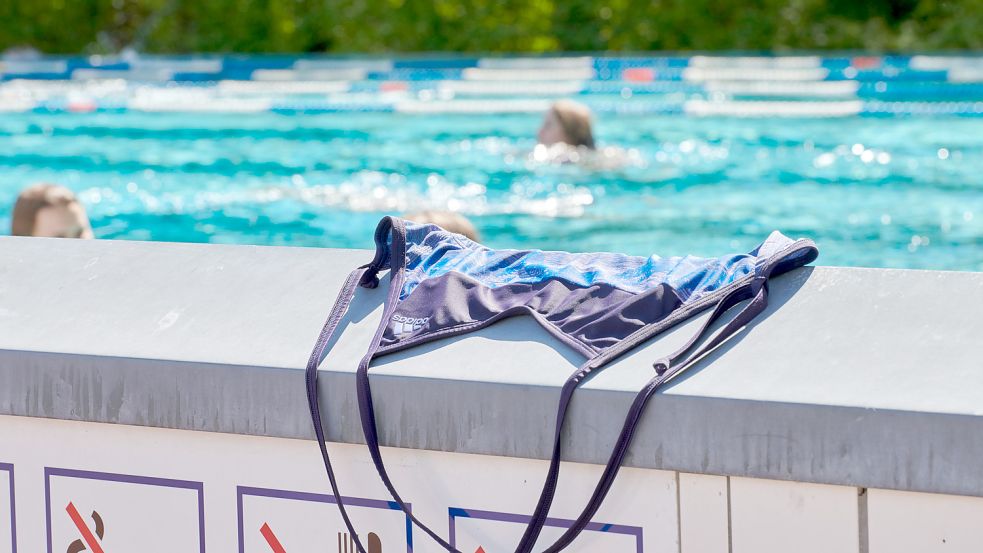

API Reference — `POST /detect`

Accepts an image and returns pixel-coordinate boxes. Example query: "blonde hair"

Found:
[550,100,595,149]
[404,210,480,241]
[11,183,82,236]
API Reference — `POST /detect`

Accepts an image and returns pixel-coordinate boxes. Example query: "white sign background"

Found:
[0,415,678,553]
[0,464,13,553]
[46,468,203,553]
[449,507,642,553]
[239,486,409,553]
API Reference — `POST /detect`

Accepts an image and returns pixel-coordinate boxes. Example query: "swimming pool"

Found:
[1,55,981,271]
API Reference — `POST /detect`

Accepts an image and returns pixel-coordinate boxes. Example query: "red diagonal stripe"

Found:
[260,522,286,553]
[66,502,105,553]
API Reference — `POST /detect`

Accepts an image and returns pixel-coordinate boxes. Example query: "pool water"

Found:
[0,109,980,271]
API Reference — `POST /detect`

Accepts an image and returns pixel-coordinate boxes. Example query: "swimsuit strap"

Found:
[353,217,467,552]
[510,279,761,553]
[306,216,464,553]
[539,239,818,552]
[304,217,395,553]
[355,217,595,553]
[305,264,376,553]
[514,239,813,553]
[312,217,817,553]
[511,367,584,553]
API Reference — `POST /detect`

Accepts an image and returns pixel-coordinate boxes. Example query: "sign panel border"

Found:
[237,485,414,553]
[0,463,15,553]
[43,467,205,553]
[448,506,643,553]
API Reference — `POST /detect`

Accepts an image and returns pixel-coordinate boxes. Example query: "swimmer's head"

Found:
[12,183,93,239]
[404,210,480,242]
[537,100,595,149]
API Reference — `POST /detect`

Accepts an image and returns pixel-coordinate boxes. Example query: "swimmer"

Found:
[537,100,595,149]
[11,183,93,239]
[532,100,639,170]
[404,210,480,241]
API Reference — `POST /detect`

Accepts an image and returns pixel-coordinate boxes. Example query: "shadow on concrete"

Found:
[656,265,816,392]
[318,266,816,388]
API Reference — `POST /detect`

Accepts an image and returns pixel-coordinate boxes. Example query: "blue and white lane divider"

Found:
[7,96,981,117]
[2,54,983,82]
[1,55,982,116]
[3,84,982,116]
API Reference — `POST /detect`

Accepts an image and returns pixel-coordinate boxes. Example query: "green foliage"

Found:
[0,0,980,54]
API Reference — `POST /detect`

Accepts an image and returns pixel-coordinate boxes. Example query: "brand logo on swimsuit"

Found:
[391,314,429,337]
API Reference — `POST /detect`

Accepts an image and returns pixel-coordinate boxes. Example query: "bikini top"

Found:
[306,216,818,553]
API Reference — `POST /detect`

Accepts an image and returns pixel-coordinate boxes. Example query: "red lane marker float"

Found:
[852,56,882,70]
[380,81,409,92]
[260,522,287,553]
[66,502,105,553]
[623,68,655,82]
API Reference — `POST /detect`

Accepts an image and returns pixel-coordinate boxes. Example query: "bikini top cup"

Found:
[306,216,818,553]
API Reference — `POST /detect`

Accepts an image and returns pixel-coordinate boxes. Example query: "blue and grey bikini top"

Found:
[306,216,818,553]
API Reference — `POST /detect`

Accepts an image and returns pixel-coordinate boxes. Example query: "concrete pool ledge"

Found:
[1,236,982,498]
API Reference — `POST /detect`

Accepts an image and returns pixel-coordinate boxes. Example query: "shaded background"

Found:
[2,0,981,54]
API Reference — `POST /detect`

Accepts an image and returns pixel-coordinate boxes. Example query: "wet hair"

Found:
[403,210,480,241]
[550,100,595,149]
[11,183,82,236]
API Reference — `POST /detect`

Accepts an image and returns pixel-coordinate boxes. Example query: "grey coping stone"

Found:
[0,236,982,497]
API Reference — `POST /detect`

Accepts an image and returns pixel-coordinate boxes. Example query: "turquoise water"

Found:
[0,110,981,271]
